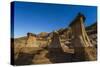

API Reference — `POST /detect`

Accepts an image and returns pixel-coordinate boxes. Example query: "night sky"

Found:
[13,1,97,38]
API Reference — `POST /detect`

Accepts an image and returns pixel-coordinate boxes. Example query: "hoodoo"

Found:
[26,32,37,47]
[69,13,97,61]
[48,31,69,63]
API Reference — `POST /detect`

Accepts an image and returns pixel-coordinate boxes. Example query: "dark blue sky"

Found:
[13,1,97,38]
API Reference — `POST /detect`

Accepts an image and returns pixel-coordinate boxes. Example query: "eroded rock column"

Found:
[26,33,37,47]
[69,13,97,61]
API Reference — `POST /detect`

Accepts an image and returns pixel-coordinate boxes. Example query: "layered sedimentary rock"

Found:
[48,31,63,52]
[26,32,38,47]
[48,31,72,63]
[69,13,97,61]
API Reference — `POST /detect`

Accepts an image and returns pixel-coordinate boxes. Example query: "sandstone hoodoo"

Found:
[26,32,37,47]
[48,31,72,63]
[69,13,97,61]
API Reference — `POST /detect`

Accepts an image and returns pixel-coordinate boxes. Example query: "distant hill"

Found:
[38,32,49,38]
[86,22,97,30]
[86,22,97,35]
[14,22,97,41]
[14,36,27,44]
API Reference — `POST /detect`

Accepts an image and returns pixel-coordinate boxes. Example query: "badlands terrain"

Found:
[11,13,97,65]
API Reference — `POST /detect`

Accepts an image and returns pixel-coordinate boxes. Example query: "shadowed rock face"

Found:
[48,32,62,49]
[14,53,35,65]
[48,32,73,63]
[12,13,97,65]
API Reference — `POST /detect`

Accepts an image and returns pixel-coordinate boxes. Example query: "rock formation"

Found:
[26,32,38,47]
[48,31,63,52]
[69,13,97,61]
[48,31,72,63]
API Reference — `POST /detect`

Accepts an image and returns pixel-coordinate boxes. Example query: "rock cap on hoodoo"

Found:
[69,13,86,26]
[27,32,36,37]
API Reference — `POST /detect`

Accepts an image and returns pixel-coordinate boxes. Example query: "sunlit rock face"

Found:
[26,32,38,47]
